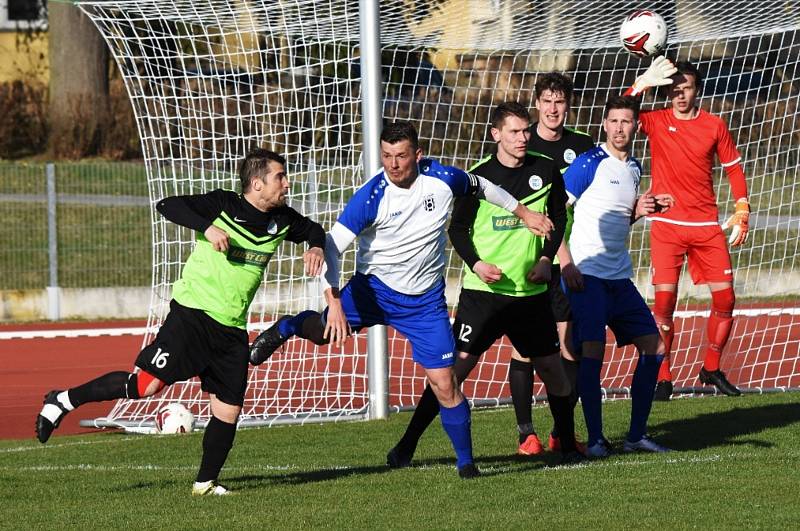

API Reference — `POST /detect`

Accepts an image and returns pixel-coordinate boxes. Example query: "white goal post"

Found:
[75,0,800,430]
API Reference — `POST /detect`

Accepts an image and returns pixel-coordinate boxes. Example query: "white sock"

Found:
[57,391,75,411]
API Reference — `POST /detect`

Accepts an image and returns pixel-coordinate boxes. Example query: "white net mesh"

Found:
[76,0,800,427]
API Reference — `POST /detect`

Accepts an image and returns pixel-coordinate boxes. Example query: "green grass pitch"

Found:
[2,393,798,529]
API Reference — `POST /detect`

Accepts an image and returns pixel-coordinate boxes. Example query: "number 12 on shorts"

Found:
[458,324,472,342]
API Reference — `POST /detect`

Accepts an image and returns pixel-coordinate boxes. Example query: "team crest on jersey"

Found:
[528,175,543,190]
[267,220,278,235]
[564,149,577,163]
[423,193,436,212]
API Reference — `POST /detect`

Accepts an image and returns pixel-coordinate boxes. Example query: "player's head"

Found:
[380,121,423,188]
[666,61,703,113]
[490,102,531,162]
[240,149,289,210]
[534,72,574,133]
[602,95,639,154]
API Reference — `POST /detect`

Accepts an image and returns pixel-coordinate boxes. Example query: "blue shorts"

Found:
[563,275,657,349]
[334,273,456,369]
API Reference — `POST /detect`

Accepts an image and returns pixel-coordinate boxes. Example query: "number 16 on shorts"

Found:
[151,347,170,369]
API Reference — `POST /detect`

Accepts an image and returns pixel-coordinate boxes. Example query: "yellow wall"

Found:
[0,31,49,83]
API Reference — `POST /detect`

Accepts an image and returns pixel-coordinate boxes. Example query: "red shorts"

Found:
[650,221,733,285]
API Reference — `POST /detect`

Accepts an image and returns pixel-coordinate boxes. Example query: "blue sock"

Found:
[628,354,664,443]
[578,357,604,446]
[439,399,473,468]
[278,310,318,338]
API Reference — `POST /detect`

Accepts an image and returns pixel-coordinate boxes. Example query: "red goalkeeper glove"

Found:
[722,199,750,247]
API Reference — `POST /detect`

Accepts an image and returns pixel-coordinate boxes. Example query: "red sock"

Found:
[704,287,735,372]
[653,290,677,382]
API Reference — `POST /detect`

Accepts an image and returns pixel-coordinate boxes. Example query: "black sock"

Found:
[552,358,580,437]
[196,416,237,483]
[509,358,534,443]
[396,385,439,455]
[547,393,576,453]
[453,354,479,383]
[299,311,328,345]
[67,371,133,407]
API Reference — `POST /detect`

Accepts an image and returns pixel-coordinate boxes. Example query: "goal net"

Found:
[76,0,800,429]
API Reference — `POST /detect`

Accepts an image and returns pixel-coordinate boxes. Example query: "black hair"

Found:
[239,149,286,192]
[604,94,640,120]
[380,121,419,149]
[673,60,704,92]
[490,101,530,129]
[534,71,574,100]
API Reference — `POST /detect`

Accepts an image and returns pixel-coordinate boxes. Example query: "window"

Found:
[1,0,47,30]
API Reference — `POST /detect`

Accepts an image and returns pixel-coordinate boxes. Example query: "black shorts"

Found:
[452,289,560,358]
[549,265,572,322]
[135,300,250,406]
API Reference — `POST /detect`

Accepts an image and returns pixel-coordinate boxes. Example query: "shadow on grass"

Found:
[650,401,800,451]
[225,451,571,488]
[227,464,391,487]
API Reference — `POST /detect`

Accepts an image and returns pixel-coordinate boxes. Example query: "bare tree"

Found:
[47,1,109,157]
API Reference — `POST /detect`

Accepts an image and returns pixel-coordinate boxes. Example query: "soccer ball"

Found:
[155,403,195,434]
[619,10,668,57]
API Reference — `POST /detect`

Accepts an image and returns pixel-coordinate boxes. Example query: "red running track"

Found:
[2,310,798,441]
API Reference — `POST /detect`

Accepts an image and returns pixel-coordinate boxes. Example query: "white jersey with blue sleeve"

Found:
[563,144,642,280]
[322,159,517,295]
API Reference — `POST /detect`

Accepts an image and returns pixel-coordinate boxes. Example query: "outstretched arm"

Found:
[624,56,677,97]
[474,174,555,237]
[425,158,555,237]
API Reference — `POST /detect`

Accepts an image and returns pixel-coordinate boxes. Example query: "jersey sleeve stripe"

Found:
[721,157,742,167]
[468,155,493,172]
[564,126,592,137]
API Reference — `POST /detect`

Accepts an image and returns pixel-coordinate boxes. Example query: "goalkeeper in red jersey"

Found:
[626,58,749,399]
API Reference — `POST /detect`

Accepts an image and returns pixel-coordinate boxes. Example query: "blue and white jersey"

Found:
[563,144,642,280]
[333,159,480,295]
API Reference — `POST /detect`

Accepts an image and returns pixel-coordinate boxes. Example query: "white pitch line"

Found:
[4,304,800,341]
[0,327,152,340]
[1,450,795,475]
[0,463,298,472]
[3,309,799,340]
[0,436,144,453]
[0,321,278,340]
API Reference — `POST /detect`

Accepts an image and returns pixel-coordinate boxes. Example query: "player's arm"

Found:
[318,185,379,345]
[448,195,502,284]
[284,209,327,276]
[555,202,583,292]
[317,223,355,346]
[427,159,554,237]
[528,169,568,283]
[716,123,751,246]
[624,56,677,97]
[558,158,597,291]
[156,190,228,251]
[632,188,675,223]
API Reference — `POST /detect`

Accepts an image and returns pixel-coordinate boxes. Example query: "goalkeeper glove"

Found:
[721,198,750,247]
[626,56,678,96]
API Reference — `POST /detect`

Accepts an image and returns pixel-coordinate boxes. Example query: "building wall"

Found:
[0,30,48,83]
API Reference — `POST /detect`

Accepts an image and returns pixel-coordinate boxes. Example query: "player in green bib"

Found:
[35,149,331,495]
[387,102,584,465]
